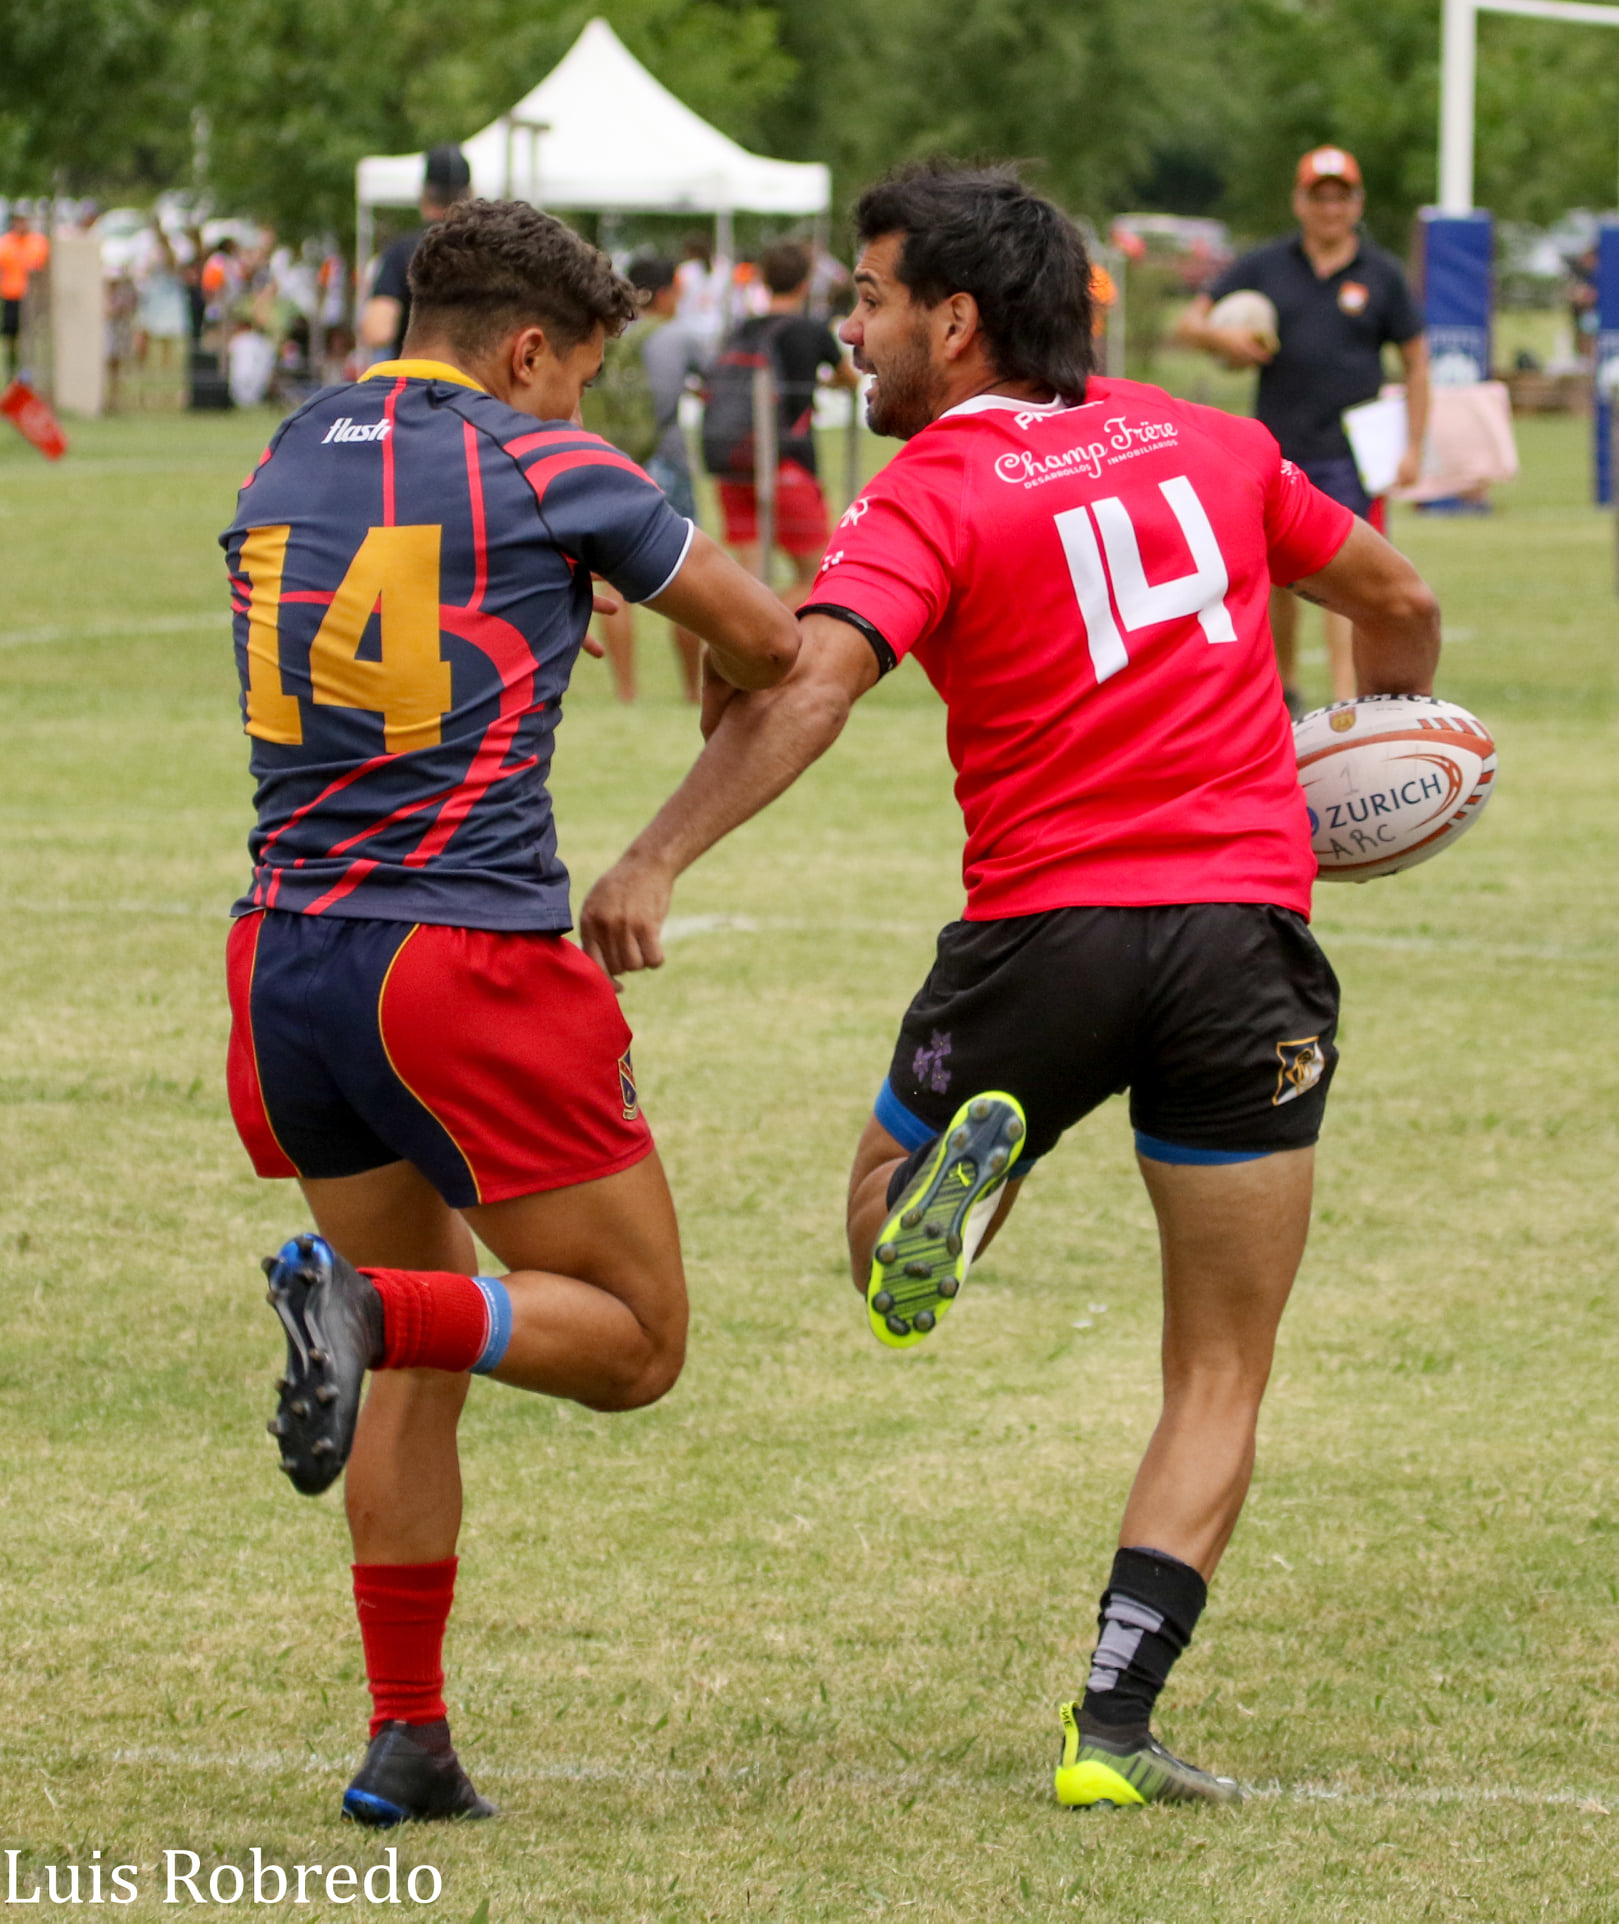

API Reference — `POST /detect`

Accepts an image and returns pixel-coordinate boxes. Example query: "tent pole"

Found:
[716,205,735,337]
[356,197,373,330]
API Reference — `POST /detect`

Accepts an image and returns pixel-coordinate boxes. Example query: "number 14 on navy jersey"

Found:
[221,362,692,931]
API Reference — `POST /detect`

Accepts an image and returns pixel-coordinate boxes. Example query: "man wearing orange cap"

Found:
[1177,147,1428,712]
[0,211,50,381]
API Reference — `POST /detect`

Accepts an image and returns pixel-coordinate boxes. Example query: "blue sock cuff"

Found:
[1134,1131,1273,1167]
[470,1275,513,1375]
[874,1080,938,1152]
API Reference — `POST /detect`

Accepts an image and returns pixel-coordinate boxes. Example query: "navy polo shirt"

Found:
[1207,234,1423,465]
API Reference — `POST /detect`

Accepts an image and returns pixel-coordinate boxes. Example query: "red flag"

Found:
[0,379,67,460]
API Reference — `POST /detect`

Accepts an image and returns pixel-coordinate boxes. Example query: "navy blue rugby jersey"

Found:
[220,359,693,929]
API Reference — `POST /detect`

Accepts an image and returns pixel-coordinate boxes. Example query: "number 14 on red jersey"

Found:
[1054,474,1237,685]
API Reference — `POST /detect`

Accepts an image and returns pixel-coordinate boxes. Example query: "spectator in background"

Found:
[1175,146,1428,710]
[360,145,472,359]
[806,241,854,321]
[202,237,243,341]
[674,231,726,349]
[134,231,189,406]
[709,241,860,606]
[104,272,137,412]
[0,211,50,382]
[227,314,276,407]
[584,255,710,703]
[182,228,208,342]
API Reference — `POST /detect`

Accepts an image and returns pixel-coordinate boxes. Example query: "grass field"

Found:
[0,401,1616,1924]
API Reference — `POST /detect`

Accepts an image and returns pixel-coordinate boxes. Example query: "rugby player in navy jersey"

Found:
[583,165,1441,1807]
[221,200,797,1825]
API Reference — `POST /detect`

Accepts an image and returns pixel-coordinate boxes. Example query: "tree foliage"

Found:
[7,0,1619,247]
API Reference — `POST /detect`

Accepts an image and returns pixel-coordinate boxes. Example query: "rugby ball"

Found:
[1206,289,1280,363]
[1294,695,1496,882]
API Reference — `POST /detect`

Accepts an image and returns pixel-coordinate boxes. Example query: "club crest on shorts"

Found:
[912,1029,953,1095]
[1273,1036,1325,1107]
[617,1050,639,1121]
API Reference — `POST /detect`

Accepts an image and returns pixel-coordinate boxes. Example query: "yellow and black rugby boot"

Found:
[866,1092,1026,1350]
[262,1233,382,1496]
[1054,1700,1241,1809]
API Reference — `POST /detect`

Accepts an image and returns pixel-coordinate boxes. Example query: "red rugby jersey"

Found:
[803,379,1353,920]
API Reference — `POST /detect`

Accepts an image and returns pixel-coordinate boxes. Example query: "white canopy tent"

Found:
[354,17,830,274]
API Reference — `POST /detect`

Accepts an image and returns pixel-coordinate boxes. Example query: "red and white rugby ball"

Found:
[1294,694,1496,881]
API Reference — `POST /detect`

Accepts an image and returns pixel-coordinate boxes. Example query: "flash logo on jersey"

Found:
[1273,1036,1325,1106]
[320,417,393,445]
[618,1049,640,1121]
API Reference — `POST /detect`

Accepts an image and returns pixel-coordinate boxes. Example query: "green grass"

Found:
[0,404,1616,1922]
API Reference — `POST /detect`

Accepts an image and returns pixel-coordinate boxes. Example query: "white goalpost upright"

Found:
[1438,0,1619,520]
[1441,0,1619,213]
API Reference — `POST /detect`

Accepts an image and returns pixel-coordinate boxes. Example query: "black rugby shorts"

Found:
[876,903,1339,1170]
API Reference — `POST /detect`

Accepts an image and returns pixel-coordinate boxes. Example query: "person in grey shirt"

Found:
[589,256,710,702]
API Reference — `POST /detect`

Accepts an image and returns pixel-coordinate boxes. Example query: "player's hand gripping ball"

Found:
[1294,694,1496,881]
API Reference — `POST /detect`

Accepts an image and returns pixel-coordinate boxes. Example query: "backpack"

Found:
[700,317,792,479]
[579,316,664,464]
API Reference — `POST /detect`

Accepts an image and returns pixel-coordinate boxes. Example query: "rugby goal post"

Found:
[1440,0,1619,524]
[1440,0,1619,215]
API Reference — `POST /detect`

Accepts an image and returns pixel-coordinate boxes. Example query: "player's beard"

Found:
[865,315,944,440]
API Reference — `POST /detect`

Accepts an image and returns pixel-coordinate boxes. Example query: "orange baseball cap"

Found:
[1296,146,1362,190]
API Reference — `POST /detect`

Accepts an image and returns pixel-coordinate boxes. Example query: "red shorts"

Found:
[716,459,830,557]
[226,910,652,1207]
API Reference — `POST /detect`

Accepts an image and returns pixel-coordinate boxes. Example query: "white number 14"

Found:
[1054,474,1237,684]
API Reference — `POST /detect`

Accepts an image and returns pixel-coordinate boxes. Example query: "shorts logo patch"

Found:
[617,1049,639,1121]
[1273,1035,1325,1107]
[912,1029,953,1095]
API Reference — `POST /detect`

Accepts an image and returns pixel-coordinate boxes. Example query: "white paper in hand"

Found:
[1341,389,1408,497]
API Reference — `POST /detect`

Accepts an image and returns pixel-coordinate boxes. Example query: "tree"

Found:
[185,0,795,245]
[0,0,192,195]
[762,0,1227,230]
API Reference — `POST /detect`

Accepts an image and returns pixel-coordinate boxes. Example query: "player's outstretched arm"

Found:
[580,615,879,978]
[1289,517,1440,698]
[644,530,800,690]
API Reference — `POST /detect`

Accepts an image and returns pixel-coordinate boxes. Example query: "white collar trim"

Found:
[940,393,1074,420]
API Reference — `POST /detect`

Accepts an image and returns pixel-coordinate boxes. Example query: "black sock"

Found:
[884,1136,938,1209]
[1078,1546,1207,1743]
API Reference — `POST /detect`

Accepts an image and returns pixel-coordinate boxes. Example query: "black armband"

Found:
[798,602,898,678]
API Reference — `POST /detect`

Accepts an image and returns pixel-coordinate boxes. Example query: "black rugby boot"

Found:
[343,1719,497,1827]
[261,1233,382,1496]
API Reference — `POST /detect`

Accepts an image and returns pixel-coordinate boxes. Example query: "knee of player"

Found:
[1160,1349,1274,1407]
[585,1318,686,1413]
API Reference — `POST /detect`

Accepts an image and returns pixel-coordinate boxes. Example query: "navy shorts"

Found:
[227,910,652,1207]
[1295,453,1385,532]
[876,904,1340,1171]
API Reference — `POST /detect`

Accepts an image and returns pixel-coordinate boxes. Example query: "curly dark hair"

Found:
[853,163,1095,401]
[407,200,637,356]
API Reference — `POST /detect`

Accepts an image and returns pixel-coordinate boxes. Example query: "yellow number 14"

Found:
[240,523,452,753]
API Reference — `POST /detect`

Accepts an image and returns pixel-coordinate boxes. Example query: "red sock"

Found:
[362,1268,490,1372]
[352,1559,458,1736]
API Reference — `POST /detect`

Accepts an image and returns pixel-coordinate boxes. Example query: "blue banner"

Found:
[1418,210,1493,386]
[1594,222,1619,506]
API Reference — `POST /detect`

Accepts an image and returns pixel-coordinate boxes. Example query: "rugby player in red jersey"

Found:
[221,201,797,1825]
[582,164,1441,1807]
